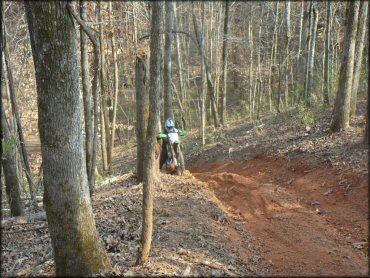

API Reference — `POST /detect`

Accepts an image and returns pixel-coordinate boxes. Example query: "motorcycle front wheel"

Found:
[175,144,185,176]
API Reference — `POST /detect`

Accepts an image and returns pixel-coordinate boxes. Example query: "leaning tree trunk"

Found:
[136,1,163,265]
[135,49,149,182]
[3,26,35,202]
[164,1,174,120]
[1,102,24,217]
[331,1,360,132]
[350,1,368,117]
[107,0,120,173]
[80,0,93,186]
[220,0,230,125]
[98,2,111,173]
[25,2,112,276]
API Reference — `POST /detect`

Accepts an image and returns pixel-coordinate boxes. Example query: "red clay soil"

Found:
[190,154,369,276]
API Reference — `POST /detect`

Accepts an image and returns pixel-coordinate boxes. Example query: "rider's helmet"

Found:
[165,117,175,133]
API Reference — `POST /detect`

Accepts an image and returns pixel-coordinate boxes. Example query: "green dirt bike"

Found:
[157,130,187,176]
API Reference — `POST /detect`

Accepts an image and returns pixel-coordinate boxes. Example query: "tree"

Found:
[135,49,149,182]
[304,1,318,105]
[25,2,112,275]
[98,2,110,173]
[107,0,120,174]
[80,0,93,187]
[1,101,24,217]
[220,0,230,125]
[136,1,163,265]
[164,1,174,120]
[323,0,332,106]
[3,22,35,202]
[192,2,220,128]
[331,1,360,132]
[350,1,368,116]
[67,2,101,195]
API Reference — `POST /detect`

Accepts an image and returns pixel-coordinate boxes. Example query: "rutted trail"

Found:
[190,154,368,276]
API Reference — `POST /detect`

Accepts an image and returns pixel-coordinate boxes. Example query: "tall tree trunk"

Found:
[173,3,186,128]
[68,3,101,195]
[304,2,313,102]
[108,1,120,173]
[200,1,206,145]
[307,1,318,105]
[1,102,24,217]
[135,50,149,182]
[25,2,112,275]
[80,0,93,187]
[136,1,163,265]
[3,26,35,202]
[98,2,111,173]
[248,2,254,119]
[323,0,332,106]
[220,0,230,125]
[192,2,220,128]
[284,1,291,107]
[164,1,174,120]
[331,1,360,132]
[350,1,368,116]
[268,1,279,113]
[300,2,310,89]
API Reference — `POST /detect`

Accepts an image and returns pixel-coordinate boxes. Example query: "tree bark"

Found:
[323,0,332,106]
[350,1,368,116]
[98,2,111,173]
[80,0,93,187]
[200,2,206,145]
[135,50,149,182]
[331,1,360,132]
[3,26,35,202]
[220,0,230,125]
[192,2,220,128]
[164,1,174,120]
[1,102,24,217]
[136,1,163,265]
[67,3,101,195]
[108,1,120,173]
[25,2,112,275]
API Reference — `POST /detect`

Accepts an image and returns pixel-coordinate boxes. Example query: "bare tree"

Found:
[136,1,163,265]
[350,1,368,117]
[331,1,360,132]
[135,49,149,182]
[3,24,35,202]
[25,2,112,275]
[220,0,230,125]
[107,1,120,173]
[323,0,332,105]
[192,2,220,128]
[164,1,174,120]
[1,101,24,217]
[80,0,93,186]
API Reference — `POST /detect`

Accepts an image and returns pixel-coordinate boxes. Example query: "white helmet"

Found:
[165,118,174,132]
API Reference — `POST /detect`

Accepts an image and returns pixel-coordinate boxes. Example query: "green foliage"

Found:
[297,103,316,126]
[1,135,20,157]
[206,126,228,144]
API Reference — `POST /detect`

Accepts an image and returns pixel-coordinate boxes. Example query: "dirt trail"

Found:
[190,154,368,276]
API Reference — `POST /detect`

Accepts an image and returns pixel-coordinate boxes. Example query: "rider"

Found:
[159,117,186,169]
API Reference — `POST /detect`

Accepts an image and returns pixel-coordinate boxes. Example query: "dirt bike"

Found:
[157,130,187,175]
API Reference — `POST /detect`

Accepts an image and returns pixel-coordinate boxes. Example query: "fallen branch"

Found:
[2,225,48,234]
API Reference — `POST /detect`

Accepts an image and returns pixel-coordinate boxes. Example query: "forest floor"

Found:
[1,95,369,276]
